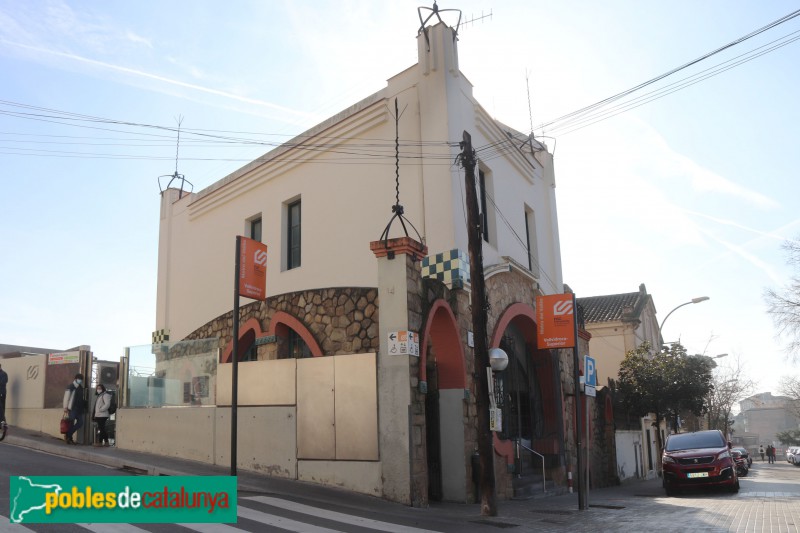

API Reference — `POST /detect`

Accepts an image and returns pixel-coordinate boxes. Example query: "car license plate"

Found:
[687,472,709,478]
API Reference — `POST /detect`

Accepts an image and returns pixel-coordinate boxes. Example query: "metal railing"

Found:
[518,440,546,494]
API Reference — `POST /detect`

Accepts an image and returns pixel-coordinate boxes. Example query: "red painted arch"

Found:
[222,317,264,363]
[490,302,537,349]
[420,299,466,389]
[494,434,514,463]
[222,313,324,363]
[266,311,324,358]
[490,302,540,464]
[489,303,560,464]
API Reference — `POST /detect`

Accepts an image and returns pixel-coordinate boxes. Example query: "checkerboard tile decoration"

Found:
[152,328,170,344]
[421,249,470,288]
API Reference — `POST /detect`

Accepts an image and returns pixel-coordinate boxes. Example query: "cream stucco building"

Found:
[134,19,581,505]
[578,284,663,481]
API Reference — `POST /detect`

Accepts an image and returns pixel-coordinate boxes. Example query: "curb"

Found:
[5,433,203,478]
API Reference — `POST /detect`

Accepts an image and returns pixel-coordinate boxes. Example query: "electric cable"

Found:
[535,8,800,134]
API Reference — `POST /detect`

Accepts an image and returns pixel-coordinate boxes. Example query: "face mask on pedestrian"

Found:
[76,379,82,385]
[96,388,102,395]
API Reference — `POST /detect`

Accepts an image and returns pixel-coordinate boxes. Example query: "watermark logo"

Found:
[10,476,236,524]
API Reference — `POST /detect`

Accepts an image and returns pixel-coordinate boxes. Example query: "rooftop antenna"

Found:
[460,9,492,30]
[521,69,536,152]
[417,2,462,50]
[157,115,193,199]
[378,98,423,257]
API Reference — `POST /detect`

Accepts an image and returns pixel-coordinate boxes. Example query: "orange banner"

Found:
[238,236,268,300]
[536,294,576,349]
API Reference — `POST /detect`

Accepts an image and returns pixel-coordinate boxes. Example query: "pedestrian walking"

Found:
[62,373,86,444]
[759,445,765,461]
[767,444,775,464]
[92,384,112,447]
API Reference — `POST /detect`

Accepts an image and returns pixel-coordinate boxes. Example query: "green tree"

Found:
[617,342,715,469]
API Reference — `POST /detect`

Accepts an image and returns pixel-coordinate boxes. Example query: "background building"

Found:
[578,284,662,482]
[739,392,800,453]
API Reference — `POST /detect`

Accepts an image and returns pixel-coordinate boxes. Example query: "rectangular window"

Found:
[524,207,539,276]
[250,217,262,242]
[479,169,489,242]
[287,200,301,270]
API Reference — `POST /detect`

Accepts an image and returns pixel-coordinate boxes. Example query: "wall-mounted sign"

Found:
[536,294,576,349]
[47,351,80,365]
[238,236,268,300]
[489,407,503,432]
[387,330,419,356]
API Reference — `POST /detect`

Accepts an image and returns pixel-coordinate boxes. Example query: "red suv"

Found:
[662,430,739,495]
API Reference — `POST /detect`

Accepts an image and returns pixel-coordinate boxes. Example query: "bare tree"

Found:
[765,238,800,362]
[778,376,800,419]
[706,355,756,438]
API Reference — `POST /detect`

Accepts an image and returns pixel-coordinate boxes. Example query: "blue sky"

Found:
[1,1,798,396]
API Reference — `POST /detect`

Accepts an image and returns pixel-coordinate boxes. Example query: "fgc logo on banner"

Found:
[536,294,576,349]
[254,249,267,267]
[553,300,573,316]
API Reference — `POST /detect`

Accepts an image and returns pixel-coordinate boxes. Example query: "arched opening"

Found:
[420,300,467,502]
[491,303,564,483]
[267,311,323,358]
[221,318,263,363]
[222,313,323,363]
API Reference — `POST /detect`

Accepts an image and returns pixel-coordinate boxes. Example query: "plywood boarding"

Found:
[334,353,378,460]
[296,356,335,459]
[217,359,296,406]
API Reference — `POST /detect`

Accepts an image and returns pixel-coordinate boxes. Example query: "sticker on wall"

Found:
[47,352,80,365]
[387,331,419,356]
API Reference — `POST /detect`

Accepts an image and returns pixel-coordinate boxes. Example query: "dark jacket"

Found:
[63,382,86,412]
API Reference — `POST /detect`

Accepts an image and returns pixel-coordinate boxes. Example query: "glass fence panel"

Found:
[125,338,218,407]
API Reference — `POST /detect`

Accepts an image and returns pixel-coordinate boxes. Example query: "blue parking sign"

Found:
[584,355,596,388]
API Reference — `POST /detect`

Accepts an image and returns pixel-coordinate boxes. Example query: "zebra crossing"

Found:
[1,495,443,533]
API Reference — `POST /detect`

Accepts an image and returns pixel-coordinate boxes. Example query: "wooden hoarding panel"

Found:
[334,353,378,461]
[296,357,335,459]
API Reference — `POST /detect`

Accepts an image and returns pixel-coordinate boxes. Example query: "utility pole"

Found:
[231,236,241,477]
[460,130,497,517]
[572,293,586,510]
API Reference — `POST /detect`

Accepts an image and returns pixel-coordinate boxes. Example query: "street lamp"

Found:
[659,296,710,332]
[489,347,509,372]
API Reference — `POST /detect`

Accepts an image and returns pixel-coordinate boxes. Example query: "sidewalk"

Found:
[5,428,667,532]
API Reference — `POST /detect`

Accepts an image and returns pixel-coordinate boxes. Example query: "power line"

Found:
[535,8,800,135]
[547,29,800,137]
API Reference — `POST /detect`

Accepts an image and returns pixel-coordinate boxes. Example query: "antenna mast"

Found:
[157,115,194,199]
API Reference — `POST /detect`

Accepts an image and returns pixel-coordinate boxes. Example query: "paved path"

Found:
[3,430,800,532]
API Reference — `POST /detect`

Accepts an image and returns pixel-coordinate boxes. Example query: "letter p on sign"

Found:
[584,355,596,388]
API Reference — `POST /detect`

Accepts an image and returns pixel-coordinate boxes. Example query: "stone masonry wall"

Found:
[590,387,619,488]
[406,254,428,507]
[185,287,380,358]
